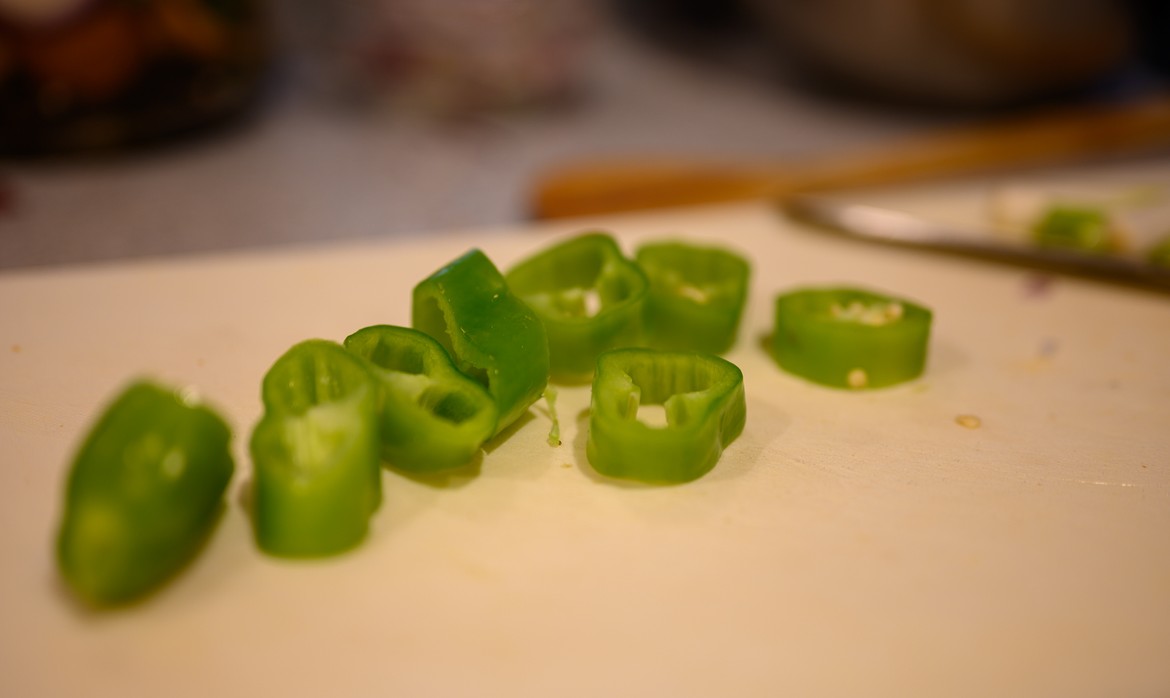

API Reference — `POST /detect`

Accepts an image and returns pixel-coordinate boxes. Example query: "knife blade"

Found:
[782,195,1170,291]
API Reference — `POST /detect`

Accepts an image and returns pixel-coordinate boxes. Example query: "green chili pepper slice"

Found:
[413,249,550,434]
[505,232,648,383]
[586,348,746,483]
[770,287,931,390]
[344,325,498,473]
[1148,235,1170,268]
[1032,206,1115,253]
[56,380,234,607]
[635,241,750,354]
[250,340,382,558]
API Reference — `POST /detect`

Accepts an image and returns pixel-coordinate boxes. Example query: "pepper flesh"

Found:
[635,241,750,354]
[413,249,550,434]
[251,339,382,557]
[771,287,931,389]
[344,325,498,472]
[56,380,234,606]
[506,232,648,383]
[1032,206,1115,253]
[587,348,746,483]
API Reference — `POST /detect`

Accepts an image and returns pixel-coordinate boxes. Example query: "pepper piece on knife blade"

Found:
[413,249,550,434]
[344,325,498,473]
[1032,205,1116,253]
[586,348,746,483]
[250,340,382,558]
[56,381,234,607]
[635,241,750,354]
[506,232,648,383]
[770,287,931,390]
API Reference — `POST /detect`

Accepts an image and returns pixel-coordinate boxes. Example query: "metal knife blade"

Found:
[782,195,1170,291]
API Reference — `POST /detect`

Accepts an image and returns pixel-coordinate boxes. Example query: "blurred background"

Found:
[1,0,1168,269]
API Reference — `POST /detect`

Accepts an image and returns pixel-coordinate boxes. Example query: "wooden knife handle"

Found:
[530,95,1170,220]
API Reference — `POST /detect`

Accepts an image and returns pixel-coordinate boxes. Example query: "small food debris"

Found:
[561,462,573,469]
[955,414,982,429]
[1038,337,1059,358]
[1021,273,1054,299]
[10,344,20,353]
[846,368,868,389]
[544,387,561,447]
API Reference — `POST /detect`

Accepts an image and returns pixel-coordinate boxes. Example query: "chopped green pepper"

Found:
[56,380,234,607]
[1148,235,1170,268]
[635,241,750,354]
[586,348,746,483]
[505,232,648,383]
[413,249,550,434]
[770,287,931,390]
[1032,206,1114,253]
[250,340,382,558]
[344,325,498,472]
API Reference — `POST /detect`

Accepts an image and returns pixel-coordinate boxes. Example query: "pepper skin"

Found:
[770,287,931,390]
[1032,206,1115,253]
[506,232,648,383]
[586,348,746,483]
[413,249,550,435]
[251,340,382,558]
[635,240,750,354]
[56,380,234,607]
[345,325,498,472]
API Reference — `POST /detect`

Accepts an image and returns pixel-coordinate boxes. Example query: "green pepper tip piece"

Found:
[586,348,746,484]
[506,232,648,384]
[251,339,382,558]
[56,380,234,607]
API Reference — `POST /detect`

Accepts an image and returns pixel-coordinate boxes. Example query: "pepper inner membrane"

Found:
[617,356,720,429]
[414,295,492,390]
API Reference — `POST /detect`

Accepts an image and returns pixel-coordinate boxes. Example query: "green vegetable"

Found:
[1032,206,1114,253]
[250,340,382,558]
[344,325,498,472]
[586,348,746,483]
[413,249,550,434]
[1148,235,1170,268]
[770,287,931,390]
[56,381,234,606]
[635,241,750,354]
[506,232,648,383]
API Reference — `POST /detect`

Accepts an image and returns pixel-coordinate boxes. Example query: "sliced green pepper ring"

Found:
[635,240,750,354]
[344,325,498,473]
[251,339,382,558]
[56,380,234,607]
[770,287,931,390]
[1032,206,1115,254]
[506,232,648,384]
[413,249,550,435]
[586,348,746,484]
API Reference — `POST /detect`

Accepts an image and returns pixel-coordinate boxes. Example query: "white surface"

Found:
[1,196,1169,698]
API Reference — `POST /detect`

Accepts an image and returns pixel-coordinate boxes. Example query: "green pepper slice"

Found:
[770,287,931,390]
[344,325,498,472]
[1032,206,1115,253]
[586,348,746,483]
[56,380,234,606]
[635,241,750,354]
[505,232,648,383]
[413,249,550,434]
[250,340,382,558]
[1148,235,1170,268]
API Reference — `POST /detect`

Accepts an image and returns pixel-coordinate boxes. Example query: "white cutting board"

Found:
[2,189,1169,698]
